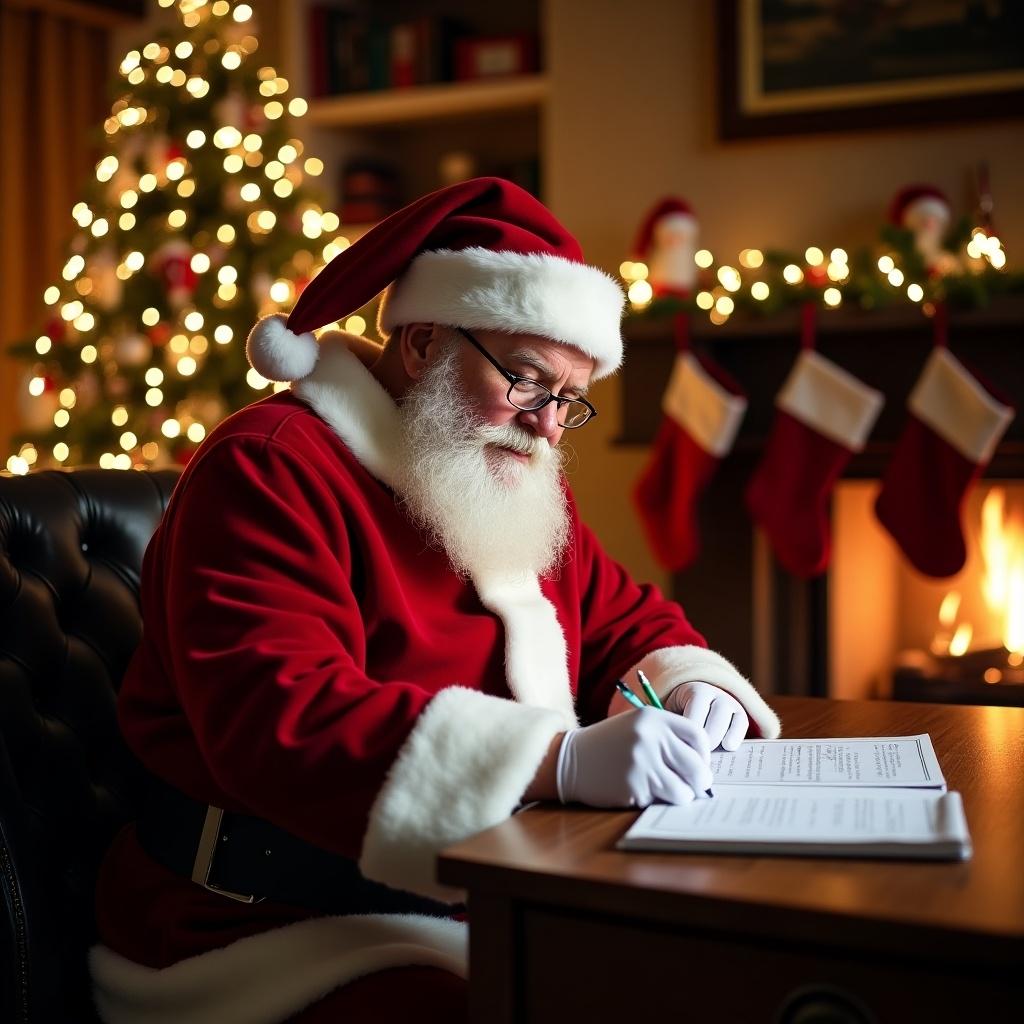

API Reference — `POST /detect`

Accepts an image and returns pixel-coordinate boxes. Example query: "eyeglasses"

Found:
[457,328,597,429]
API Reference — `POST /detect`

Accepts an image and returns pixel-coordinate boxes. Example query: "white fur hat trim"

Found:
[377,248,625,381]
[246,313,320,383]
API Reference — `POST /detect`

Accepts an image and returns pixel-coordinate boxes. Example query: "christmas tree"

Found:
[6,0,346,474]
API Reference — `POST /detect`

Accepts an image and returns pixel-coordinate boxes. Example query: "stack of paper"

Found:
[617,736,972,861]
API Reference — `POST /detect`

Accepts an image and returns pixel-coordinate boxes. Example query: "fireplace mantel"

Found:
[619,296,1024,698]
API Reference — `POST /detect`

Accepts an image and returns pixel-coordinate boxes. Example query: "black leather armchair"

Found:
[0,469,179,1023]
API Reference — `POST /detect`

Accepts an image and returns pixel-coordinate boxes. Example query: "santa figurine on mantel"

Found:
[888,184,958,276]
[631,197,700,297]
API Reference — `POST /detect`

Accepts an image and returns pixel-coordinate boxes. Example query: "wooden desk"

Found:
[438,697,1024,1024]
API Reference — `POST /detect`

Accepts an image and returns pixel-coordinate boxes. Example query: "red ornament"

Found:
[43,317,66,344]
[148,322,172,347]
[805,264,828,287]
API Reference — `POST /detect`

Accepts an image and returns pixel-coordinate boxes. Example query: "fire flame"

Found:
[981,488,1024,657]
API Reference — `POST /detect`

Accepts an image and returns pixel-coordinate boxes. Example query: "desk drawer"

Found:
[517,908,1019,1024]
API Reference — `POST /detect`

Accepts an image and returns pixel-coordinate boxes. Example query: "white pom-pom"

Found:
[245,313,320,383]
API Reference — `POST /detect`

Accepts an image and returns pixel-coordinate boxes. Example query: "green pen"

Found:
[631,670,714,799]
[615,679,647,710]
[636,669,664,710]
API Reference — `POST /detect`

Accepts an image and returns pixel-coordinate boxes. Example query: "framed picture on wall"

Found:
[718,0,1024,139]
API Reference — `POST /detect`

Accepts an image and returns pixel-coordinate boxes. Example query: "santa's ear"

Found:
[398,322,441,380]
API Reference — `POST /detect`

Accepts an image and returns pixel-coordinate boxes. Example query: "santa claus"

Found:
[91,177,780,1022]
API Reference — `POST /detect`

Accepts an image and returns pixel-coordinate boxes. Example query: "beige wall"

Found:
[545,0,1024,592]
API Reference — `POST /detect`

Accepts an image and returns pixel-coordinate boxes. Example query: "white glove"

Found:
[556,708,713,808]
[663,681,748,751]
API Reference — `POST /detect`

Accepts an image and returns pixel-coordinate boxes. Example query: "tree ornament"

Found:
[114,332,152,367]
[153,241,198,308]
[631,197,699,297]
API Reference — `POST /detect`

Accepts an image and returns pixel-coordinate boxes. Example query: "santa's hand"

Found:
[556,708,712,808]
[664,681,748,751]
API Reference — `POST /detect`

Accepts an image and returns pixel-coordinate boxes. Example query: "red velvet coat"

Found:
[91,334,779,1023]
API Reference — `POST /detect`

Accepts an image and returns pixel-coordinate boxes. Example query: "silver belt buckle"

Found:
[191,805,265,904]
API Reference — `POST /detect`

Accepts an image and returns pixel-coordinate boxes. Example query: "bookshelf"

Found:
[280,0,547,215]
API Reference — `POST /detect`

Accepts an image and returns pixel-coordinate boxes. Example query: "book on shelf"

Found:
[308,6,459,95]
[617,735,973,861]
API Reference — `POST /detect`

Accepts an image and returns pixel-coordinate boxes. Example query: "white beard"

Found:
[396,343,571,580]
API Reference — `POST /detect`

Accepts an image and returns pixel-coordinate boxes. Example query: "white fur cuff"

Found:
[359,687,568,901]
[623,645,781,739]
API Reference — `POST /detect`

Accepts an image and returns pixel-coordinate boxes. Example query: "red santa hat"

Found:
[630,197,697,260]
[247,177,626,384]
[887,184,951,227]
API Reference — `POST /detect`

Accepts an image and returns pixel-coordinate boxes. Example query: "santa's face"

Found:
[449,328,595,461]
[396,333,584,579]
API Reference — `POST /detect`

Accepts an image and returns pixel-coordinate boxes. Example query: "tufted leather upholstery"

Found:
[0,469,179,1023]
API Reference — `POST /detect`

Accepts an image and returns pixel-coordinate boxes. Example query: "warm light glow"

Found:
[191,253,211,273]
[224,154,244,173]
[168,209,187,229]
[44,286,60,305]
[6,457,29,476]
[146,387,163,406]
[59,388,76,409]
[177,356,197,376]
[161,418,181,438]
[627,280,653,306]
[145,367,164,386]
[949,623,973,657]
[269,280,292,303]
[805,247,824,266]
[783,264,803,284]
[694,249,713,269]
[214,325,233,344]
[217,224,236,244]
[35,336,52,355]
[247,367,270,390]
[887,268,905,287]
[751,281,769,301]
[184,311,204,331]
[28,376,45,397]
[234,3,253,21]
[823,288,842,307]
[53,443,70,463]
[240,182,261,202]
[187,423,206,442]
[714,295,734,316]
[217,265,238,284]
[119,431,138,450]
[739,249,764,269]
[345,315,366,335]
[187,129,206,148]
[907,283,924,302]
[878,255,895,273]
[717,266,741,291]
[54,410,70,428]
[256,210,277,231]
[830,248,848,264]
[695,291,714,310]
[288,98,308,117]
[80,344,97,363]
[119,212,136,230]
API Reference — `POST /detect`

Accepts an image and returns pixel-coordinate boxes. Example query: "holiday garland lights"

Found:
[621,218,1020,325]
[6,0,367,476]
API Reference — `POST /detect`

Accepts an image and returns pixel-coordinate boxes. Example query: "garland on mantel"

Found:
[622,217,1022,326]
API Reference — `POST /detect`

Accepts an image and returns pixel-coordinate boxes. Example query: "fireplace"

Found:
[620,298,1024,703]
[832,481,1024,706]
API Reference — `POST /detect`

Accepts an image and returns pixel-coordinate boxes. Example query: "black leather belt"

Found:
[135,777,459,918]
